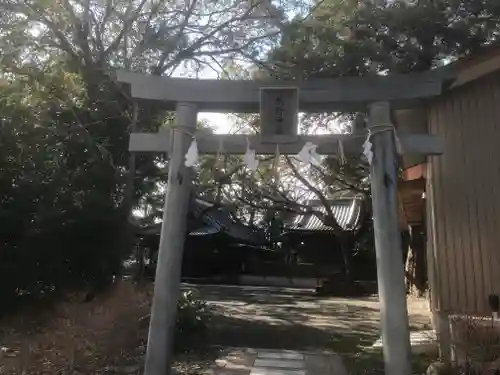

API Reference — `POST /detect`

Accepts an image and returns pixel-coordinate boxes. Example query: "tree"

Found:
[261,0,500,294]
[0,74,129,307]
[0,0,304,305]
[268,0,500,77]
[0,0,289,77]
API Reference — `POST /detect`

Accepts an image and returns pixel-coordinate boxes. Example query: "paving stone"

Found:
[206,348,346,375]
[250,369,306,375]
[209,368,252,375]
[214,349,257,372]
[257,352,304,360]
[203,348,256,375]
[304,353,347,375]
[253,359,305,369]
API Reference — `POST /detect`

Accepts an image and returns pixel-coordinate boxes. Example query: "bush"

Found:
[435,315,500,374]
[0,92,133,313]
[0,207,132,314]
[175,289,212,351]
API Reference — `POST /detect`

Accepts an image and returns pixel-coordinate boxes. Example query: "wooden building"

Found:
[282,198,368,280]
[134,198,267,279]
[398,47,500,328]
[135,198,267,247]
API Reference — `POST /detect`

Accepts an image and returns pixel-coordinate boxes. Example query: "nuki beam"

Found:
[116,69,451,112]
[128,132,443,156]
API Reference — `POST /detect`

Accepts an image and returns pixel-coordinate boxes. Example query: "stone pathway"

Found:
[206,348,347,375]
[372,329,437,355]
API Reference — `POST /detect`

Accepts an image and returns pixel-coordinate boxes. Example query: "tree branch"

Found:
[284,156,344,233]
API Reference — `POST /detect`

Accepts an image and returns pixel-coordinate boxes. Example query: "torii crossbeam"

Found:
[117,71,447,375]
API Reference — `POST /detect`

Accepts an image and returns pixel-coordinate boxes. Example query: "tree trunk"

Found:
[340,235,354,286]
[134,242,145,282]
[121,101,139,218]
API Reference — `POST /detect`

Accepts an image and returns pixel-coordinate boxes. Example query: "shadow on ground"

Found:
[189,284,434,375]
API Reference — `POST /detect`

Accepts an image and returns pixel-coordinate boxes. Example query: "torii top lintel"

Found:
[116,69,453,112]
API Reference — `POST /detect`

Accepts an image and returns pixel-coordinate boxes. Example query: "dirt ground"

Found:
[0,282,213,375]
[195,284,434,374]
[195,284,432,350]
[0,281,433,375]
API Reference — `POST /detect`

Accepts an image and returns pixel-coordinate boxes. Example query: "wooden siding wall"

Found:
[427,72,500,315]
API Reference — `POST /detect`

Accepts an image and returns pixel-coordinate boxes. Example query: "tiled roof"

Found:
[288,198,365,232]
[137,222,222,237]
[195,204,267,244]
[137,198,267,245]
[190,225,220,236]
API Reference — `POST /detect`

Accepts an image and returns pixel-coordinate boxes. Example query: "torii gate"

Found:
[117,70,447,375]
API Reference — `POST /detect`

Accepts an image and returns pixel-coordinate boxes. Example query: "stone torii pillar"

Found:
[368,102,412,375]
[142,102,198,375]
[117,70,447,375]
